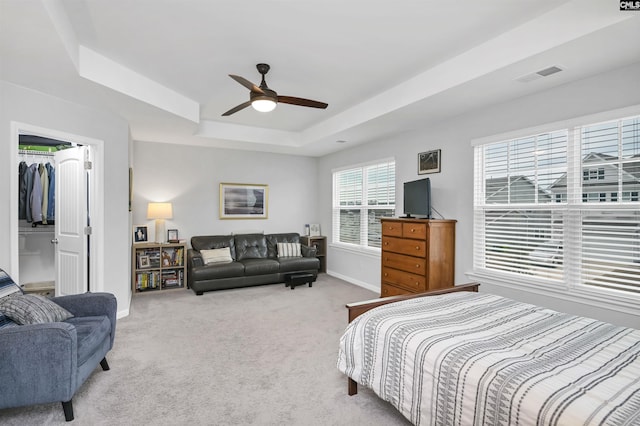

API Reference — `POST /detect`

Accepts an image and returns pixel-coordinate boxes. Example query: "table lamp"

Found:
[147,202,173,243]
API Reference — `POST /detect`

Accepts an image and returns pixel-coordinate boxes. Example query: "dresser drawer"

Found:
[382,267,425,292]
[382,251,426,274]
[381,283,410,297]
[402,222,427,239]
[382,236,426,257]
[382,221,403,237]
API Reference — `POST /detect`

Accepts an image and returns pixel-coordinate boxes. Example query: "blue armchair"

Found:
[0,291,117,421]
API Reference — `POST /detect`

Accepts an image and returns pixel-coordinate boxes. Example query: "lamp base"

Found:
[155,219,166,243]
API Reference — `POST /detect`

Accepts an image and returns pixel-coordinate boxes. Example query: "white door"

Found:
[54,146,89,296]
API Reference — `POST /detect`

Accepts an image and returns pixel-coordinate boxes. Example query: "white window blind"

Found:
[333,160,395,249]
[474,115,640,295]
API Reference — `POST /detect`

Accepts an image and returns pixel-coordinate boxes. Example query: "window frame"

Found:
[331,158,396,252]
[471,106,640,312]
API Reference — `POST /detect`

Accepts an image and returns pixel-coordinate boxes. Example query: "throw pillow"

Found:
[0,269,22,329]
[0,293,74,325]
[201,247,233,264]
[277,242,302,258]
[0,268,22,299]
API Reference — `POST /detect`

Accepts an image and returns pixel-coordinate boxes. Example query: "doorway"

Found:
[10,121,104,295]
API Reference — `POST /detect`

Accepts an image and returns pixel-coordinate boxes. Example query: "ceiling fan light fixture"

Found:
[251,98,277,112]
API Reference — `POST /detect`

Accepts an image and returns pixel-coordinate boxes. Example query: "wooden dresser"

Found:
[380,218,456,297]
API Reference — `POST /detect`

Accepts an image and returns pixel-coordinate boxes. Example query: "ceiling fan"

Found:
[222,63,328,116]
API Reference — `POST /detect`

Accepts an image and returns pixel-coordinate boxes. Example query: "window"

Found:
[474,115,640,295]
[333,160,395,249]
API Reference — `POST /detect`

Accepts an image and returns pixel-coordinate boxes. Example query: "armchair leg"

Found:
[62,400,74,421]
[100,357,110,371]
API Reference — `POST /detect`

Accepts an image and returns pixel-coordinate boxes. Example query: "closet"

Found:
[18,135,71,294]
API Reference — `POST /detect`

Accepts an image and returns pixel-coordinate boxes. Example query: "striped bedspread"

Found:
[337,292,640,425]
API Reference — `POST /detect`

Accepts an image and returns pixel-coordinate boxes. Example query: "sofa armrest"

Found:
[187,249,204,268]
[0,323,78,406]
[51,292,117,349]
[301,244,317,258]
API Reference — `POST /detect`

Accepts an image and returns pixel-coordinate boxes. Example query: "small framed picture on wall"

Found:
[418,149,441,174]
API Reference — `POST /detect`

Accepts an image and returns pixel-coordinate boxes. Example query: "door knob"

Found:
[51,238,59,244]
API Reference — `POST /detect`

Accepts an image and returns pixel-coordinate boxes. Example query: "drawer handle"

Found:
[384,273,388,277]
[416,264,420,268]
[410,228,416,233]
[416,246,420,250]
[384,242,389,246]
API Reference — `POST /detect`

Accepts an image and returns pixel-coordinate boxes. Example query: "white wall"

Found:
[0,81,132,317]
[317,62,640,326]
[132,141,319,243]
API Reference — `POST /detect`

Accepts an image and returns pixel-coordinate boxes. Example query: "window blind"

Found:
[474,116,640,295]
[333,160,395,249]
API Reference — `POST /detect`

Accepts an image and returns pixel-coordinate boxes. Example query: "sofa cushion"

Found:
[191,235,236,260]
[234,234,268,260]
[65,315,111,365]
[192,262,245,280]
[278,256,321,273]
[277,242,302,258]
[239,258,280,276]
[266,233,300,258]
[0,294,74,325]
[201,247,233,264]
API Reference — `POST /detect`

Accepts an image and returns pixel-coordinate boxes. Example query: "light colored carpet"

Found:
[0,275,411,425]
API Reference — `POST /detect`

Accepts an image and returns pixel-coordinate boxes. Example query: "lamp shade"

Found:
[147,202,173,220]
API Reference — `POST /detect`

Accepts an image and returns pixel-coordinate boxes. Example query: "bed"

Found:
[337,283,640,425]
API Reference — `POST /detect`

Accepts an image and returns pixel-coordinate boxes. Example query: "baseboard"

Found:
[326,270,379,294]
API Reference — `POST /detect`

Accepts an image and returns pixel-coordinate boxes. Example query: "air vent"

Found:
[537,66,563,77]
[516,65,563,83]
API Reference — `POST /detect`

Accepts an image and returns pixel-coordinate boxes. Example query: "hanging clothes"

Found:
[30,164,43,224]
[46,163,55,223]
[18,161,27,220]
[19,152,56,226]
[40,163,49,224]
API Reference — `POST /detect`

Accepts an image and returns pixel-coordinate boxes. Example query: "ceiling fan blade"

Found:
[229,74,264,94]
[221,101,252,116]
[278,96,328,109]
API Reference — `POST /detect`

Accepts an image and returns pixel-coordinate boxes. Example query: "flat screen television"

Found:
[403,178,432,219]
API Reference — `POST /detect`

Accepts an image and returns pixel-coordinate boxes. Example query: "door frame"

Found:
[10,121,105,292]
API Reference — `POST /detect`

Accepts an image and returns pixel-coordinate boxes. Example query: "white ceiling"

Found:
[1,0,639,156]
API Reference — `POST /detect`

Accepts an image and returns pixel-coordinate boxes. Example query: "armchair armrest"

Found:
[0,323,78,406]
[301,244,317,258]
[51,292,116,349]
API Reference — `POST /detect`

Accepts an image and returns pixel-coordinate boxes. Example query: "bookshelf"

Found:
[132,242,186,293]
[301,236,326,273]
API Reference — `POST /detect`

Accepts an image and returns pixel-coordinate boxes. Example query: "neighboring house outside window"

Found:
[473,115,640,300]
[332,159,395,250]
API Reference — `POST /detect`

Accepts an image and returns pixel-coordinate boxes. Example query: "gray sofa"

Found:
[0,290,117,421]
[187,233,320,295]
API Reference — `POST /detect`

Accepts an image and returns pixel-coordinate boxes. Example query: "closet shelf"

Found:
[19,225,54,234]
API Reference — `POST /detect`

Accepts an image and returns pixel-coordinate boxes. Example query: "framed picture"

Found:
[309,223,321,236]
[220,183,268,219]
[133,225,148,243]
[418,149,441,174]
[167,229,179,243]
[138,255,150,268]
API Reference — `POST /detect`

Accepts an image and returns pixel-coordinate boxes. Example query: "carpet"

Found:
[0,275,411,425]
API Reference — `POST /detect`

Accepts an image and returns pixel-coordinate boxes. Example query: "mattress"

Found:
[337,292,640,425]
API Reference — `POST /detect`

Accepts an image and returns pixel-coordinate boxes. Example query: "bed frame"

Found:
[345,282,480,396]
